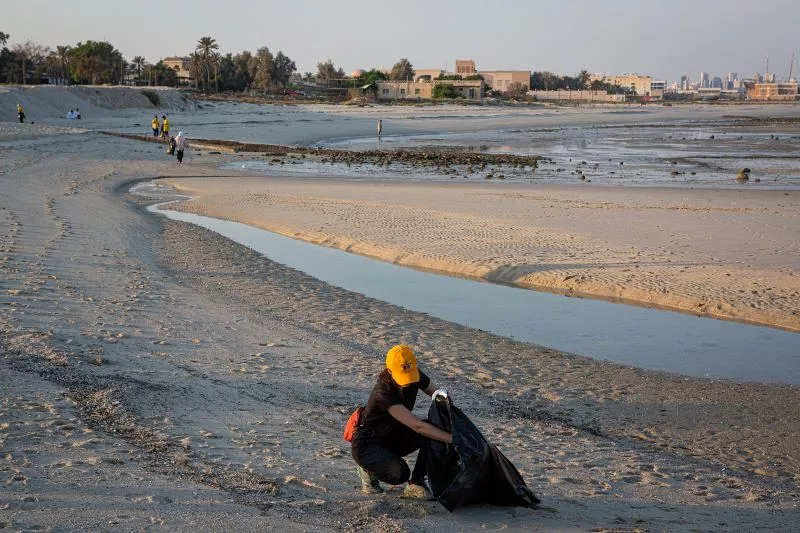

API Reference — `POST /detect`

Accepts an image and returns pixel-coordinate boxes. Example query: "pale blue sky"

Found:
[5,0,798,84]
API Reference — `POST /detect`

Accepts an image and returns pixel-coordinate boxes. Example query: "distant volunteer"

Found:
[161,115,169,137]
[351,345,451,497]
[17,103,25,123]
[174,132,186,164]
[151,115,160,137]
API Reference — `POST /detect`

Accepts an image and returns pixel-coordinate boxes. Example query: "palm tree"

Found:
[189,52,202,89]
[211,52,221,92]
[131,56,146,81]
[56,45,72,83]
[196,36,218,89]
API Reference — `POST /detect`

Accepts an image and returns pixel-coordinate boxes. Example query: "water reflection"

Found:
[146,200,800,385]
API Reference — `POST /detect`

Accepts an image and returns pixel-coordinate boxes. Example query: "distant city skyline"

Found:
[4,0,798,85]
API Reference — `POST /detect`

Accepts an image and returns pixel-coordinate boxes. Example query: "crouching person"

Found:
[351,344,452,497]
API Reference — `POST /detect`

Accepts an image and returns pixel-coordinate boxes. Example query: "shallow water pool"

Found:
[144,196,800,385]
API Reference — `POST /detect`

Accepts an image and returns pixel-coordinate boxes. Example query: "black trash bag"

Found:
[424,395,540,512]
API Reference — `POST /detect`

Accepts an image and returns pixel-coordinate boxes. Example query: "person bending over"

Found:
[351,344,451,497]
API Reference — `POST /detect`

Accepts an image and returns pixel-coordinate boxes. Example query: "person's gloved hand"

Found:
[432,388,449,402]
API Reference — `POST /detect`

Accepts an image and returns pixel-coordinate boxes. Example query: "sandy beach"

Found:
[161,177,800,331]
[1,91,800,531]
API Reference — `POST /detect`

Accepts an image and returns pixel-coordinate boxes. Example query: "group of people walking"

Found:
[151,114,185,164]
[151,115,169,137]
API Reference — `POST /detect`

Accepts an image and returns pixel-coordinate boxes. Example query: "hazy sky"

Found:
[4,0,798,83]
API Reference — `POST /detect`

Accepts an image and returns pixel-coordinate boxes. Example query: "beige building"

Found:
[455,59,477,75]
[590,73,663,99]
[479,70,531,92]
[747,82,799,101]
[377,79,484,100]
[530,90,627,103]
[163,56,192,83]
[404,59,530,97]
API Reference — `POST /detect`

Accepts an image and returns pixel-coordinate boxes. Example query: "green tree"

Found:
[70,41,123,84]
[355,69,387,95]
[575,70,590,90]
[0,33,12,83]
[389,58,414,81]
[507,82,528,99]
[316,59,345,83]
[144,61,178,87]
[158,61,178,87]
[232,51,253,91]
[131,55,146,80]
[12,41,48,84]
[188,52,203,88]
[55,45,72,82]
[250,47,274,93]
[530,71,561,90]
[216,53,234,90]
[269,51,296,88]
[432,83,459,99]
[196,36,219,89]
[210,51,221,91]
[43,52,62,81]
[357,68,387,86]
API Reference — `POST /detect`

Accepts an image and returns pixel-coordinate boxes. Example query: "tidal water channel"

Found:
[146,199,799,386]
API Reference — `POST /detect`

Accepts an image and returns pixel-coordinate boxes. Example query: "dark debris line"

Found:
[101,131,539,171]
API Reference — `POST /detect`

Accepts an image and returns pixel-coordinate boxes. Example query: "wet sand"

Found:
[1,117,799,531]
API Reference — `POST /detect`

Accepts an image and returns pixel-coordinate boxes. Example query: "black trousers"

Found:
[153,128,159,137]
[176,149,184,163]
[19,113,24,123]
[352,425,429,486]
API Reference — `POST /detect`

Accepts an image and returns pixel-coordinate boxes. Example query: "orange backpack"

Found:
[343,406,364,442]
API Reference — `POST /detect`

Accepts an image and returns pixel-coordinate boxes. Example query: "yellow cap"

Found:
[385,344,420,386]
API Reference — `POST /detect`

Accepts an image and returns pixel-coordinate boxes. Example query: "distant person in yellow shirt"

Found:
[160,115,170,138]
[151,115,160,137]
[17,103,25,123]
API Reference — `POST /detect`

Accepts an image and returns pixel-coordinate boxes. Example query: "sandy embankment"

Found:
[0,85,194,124]
[162,177,800,331]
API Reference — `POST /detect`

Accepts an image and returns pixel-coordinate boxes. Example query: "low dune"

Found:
[0,85,195,122]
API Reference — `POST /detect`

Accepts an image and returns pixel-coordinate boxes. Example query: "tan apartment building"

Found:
[590,73,663,99]
[376,79,484,100]
[747,81,799,101]
[163,56,192,83]
[479,70,531,92]
[455,59,477,75]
